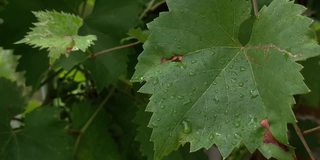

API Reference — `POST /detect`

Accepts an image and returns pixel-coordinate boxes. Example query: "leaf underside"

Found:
[132,0,320,159]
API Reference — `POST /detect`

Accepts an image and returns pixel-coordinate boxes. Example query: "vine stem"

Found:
[150,0,166,11]
[252,0,259,17]
[73,87,115,156]
[293,123,316,160]
[303,126,320,135]
[40,41,140,87]
[139,0,157,19]
[91,41,140,58]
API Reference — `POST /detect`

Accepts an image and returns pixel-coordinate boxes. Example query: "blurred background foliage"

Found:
[0,0,320,160]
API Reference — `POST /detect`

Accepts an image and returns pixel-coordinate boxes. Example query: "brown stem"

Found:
[303,126,320,135]
[73,87,115,156]
[91,41,140,58]
[252,0,259,17]
[293,123,316,160]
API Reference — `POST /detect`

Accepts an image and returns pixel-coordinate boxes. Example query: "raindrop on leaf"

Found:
[182,120,192,134]
[250,89,259,98]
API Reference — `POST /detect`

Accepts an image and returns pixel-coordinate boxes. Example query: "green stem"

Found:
[40,68,64,87]
[79,0,87,18]
[73,87,115,156]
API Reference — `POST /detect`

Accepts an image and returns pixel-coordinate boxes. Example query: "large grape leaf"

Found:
[132,0,320,159]
[134,107,208,160]
[16,10,97,64]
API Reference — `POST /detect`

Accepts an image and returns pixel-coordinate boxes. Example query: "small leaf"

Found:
[16,10,97,64]
[0,47,20,81]
[122,28,149,43]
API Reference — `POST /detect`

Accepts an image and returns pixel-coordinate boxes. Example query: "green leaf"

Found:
[0,48,20,81]
[82,0,147,91]
[249,1,319,61]
[122,28,150,43]
[134,107,154,159]
[0,78,25,131]
[300,56,320,107]
[132,0,317,159]
[0,0,82,88]
[71,102,122,160]
[0,106,73,160]
[134,107,208,160]
[16,10,97,64]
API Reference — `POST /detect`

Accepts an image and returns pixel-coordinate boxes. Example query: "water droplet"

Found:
[209,134,215,140]
[214,96,219,103]
[153,79,159,85]
[250,89,259,98]
[189,72,195,76]
[182,120,192,134]
[238,82,244,87]
[149,122,157,128]
[191,60,197,64]
[235,122,240,128]
[183,99,191,105]
[234,133,241,139]
[213,82,217,85]
[180,65,186,69]
[240,67,246,71]
[140,76,145,81]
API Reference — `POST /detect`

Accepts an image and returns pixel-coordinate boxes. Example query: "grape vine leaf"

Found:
[132,0,320,159]
[0,0,84,88]
[0,78,25,145]
[0,104,73,159]
[134,107,208,160]
[16,10,97,64]
[300,56,320,107]
[82,0,148,91]
[122,28,150,43]
[0,48,20,81]
[71,102,122,160]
